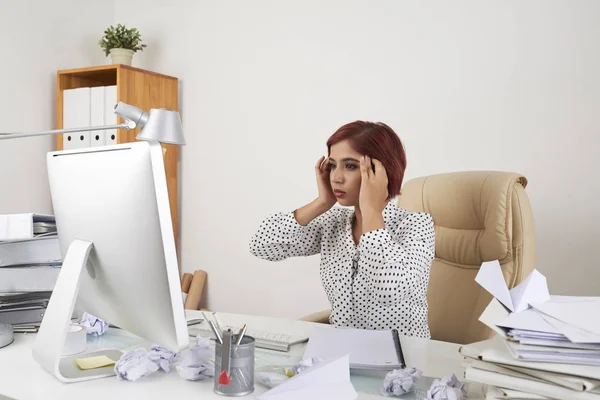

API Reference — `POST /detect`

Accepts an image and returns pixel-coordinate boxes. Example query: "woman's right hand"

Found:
[293,156,337,226]
[315,156,337,210]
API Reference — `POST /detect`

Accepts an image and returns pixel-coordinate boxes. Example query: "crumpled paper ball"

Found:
[176,335,215,381]
[114,348,159,381]
[381,367,422,397]
[148,345,179,372]
[256,357,323,389]
[80,312,109,337]
[426,374,466,400]
[289,356,322,376]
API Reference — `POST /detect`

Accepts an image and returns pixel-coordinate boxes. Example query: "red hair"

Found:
[326,121,407,199]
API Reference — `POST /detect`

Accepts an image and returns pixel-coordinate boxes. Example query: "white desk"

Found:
[0,311,484,399]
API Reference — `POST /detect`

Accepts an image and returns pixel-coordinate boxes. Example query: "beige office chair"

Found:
[300,171,536,345]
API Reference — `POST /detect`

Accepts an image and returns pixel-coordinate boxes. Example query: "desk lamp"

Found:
[0,102,185,145]
[0,103,184,360]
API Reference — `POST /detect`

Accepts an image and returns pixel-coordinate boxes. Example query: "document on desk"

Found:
[256,354,357,400]
[496,308,560,335]
[302,325,404,370]
[531,298,600,337]
[535,310,600,345]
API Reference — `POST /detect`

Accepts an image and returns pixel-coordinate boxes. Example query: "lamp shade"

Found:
[136,108,185,145]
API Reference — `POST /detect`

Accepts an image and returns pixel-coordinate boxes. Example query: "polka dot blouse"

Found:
[249,202,435,338]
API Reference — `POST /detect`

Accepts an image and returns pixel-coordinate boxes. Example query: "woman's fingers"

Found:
[372,159,387,181]
[321,157,330,174]
[360,155,370,180]
[315,156,326,173]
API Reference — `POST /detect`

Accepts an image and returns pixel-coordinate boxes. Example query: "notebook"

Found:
[302,325,405,370]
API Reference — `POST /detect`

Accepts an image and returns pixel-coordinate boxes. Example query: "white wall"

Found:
[3,1,599,319]
[0,0,113,214]
[114,0,600,318]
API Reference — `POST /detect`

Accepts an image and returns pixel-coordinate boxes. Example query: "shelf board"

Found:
[57,64,177,90]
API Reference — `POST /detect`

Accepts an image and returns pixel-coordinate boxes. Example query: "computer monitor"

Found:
[32,140,188,383]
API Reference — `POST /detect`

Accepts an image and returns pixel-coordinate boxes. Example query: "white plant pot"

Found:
[109,48,134,65]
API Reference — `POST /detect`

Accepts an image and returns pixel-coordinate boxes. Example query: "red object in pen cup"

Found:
[218,329,233,385]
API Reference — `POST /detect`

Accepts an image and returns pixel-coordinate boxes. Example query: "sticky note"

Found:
[75,355,116,370]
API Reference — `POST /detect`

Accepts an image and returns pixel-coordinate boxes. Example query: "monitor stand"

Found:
[32,239,122,383]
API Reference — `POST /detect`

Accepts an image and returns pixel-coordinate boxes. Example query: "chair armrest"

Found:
[299,309,331,324]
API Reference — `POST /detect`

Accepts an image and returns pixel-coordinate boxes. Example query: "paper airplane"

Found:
[475,260,550,313]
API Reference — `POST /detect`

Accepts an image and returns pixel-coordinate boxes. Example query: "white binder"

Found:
[62,87,90,149]
[90,86,105,147]
[104,85,118,145]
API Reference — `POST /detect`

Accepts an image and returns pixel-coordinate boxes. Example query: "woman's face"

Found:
[328,140,363,207]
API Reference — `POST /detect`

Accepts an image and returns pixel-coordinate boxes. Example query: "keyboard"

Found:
[188,325,308,352]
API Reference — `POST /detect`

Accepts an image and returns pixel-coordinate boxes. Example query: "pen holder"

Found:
[214,335,255,397]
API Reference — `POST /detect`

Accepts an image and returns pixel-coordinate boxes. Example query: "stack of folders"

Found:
[0,213,63,331]
[461,260,600,399]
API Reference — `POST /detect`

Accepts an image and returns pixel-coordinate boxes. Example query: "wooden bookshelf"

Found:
[55,64,180,252]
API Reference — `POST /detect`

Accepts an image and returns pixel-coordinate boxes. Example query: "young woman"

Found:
[249,121,435,338]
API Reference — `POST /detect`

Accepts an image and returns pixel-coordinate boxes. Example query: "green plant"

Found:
[98,24,147,56]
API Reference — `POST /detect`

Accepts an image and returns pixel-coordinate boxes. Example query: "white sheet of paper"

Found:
[475,260,515,311]
[475,260,550,313]
[497,308,560,335]
[256,354,357,400]
[479,298,510,338]
[257,382,357,400]
[550,295,599,302]
[535,310,600,344]
[532,299,600,337]
[508,330,565,339]
[508,335,600,350]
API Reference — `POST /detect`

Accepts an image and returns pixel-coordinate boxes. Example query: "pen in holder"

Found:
[214,331,255,397]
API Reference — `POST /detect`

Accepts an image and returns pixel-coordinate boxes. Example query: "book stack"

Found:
[461,261,600,399]
[0,213,63,331]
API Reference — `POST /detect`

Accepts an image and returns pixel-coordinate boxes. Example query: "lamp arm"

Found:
[0,123,133,141]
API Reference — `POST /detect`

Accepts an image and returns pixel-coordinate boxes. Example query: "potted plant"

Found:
[98,24,147,65]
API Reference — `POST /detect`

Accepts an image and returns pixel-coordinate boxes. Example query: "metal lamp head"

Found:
[136,109,185,145]
[114,102,185,145]
[114,102,149,129]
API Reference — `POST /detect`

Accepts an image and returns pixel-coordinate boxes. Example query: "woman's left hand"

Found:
[359,155,389,219]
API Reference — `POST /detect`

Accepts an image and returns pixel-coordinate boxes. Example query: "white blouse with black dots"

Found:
[249,202,435,338]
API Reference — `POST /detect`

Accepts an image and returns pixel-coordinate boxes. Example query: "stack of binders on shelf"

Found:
[62,85,118,149]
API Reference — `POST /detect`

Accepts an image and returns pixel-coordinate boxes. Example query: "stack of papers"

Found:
[463,261,600,399]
